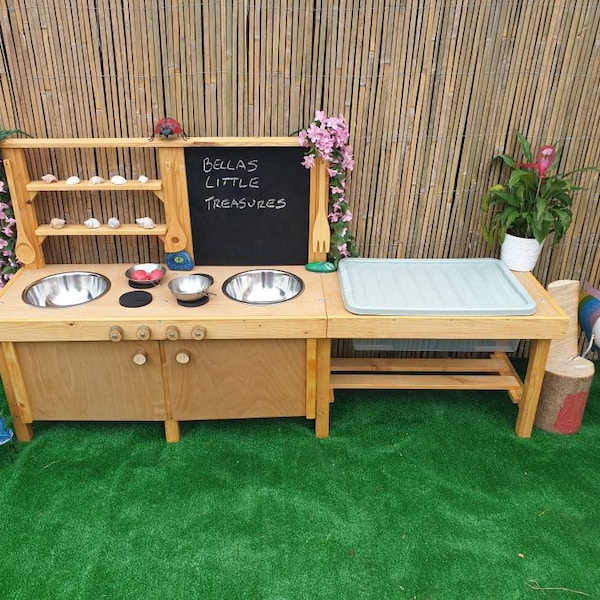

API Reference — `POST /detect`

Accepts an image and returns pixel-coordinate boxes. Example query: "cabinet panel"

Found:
[165,339,306,420]
[16,341,166,421]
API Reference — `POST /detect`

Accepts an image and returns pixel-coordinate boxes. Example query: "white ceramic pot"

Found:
[500,233,544,271]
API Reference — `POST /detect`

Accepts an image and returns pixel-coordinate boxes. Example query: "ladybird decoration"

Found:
[149,117,188,141]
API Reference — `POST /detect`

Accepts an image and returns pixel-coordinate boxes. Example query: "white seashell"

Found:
[110,175,127,185]
[107,217,121,229]
[84,218,101,229]
[41,174,58,183]
[136,217,156,229]
[50,218,66,229]
[66,176,81,185]
[89,175,105,185]
[138,175,149,184]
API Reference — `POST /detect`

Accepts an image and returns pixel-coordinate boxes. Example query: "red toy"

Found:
[149,117,188,140]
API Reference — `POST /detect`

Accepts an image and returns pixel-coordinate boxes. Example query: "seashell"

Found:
[66,176,81,185]
[89,175,105,185]
[41,174,58,183]
[110,175,127,185]
[136,217,156,229]
[107,217,121,229]
[84,218,101,229]
[50,218,66,229]
[138,175,149,184]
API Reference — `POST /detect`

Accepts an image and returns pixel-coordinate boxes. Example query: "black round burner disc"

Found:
[129,280,160,289]
[177,295,210,307]
[119,291,153,308]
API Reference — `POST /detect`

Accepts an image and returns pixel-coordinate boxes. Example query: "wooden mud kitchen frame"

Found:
[0,138,568,442]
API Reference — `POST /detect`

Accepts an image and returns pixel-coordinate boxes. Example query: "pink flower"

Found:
[0,182,5,193]
[337,243,350,257]
[328,212,341,223]
[519,144,556,179]
[342,210,353,222]
[297,130,309,147]
[302,154,316,169]
[0,238,8,249]
[331,186,344,195]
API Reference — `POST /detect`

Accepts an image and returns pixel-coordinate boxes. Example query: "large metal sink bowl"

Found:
[22,271,111,308]
[222,269,304,305]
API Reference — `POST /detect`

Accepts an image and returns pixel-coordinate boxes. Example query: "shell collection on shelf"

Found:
[136,217,156,229]
[41,171,154,230]
[84,218,101,229]
[50,218,66,229]
[40,173,151,184]
[49,217,154,228]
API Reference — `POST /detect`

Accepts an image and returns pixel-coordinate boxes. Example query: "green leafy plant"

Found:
[482,131,597,246]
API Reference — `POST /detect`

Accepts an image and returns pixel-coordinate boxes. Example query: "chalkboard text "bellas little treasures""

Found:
[202,156,287,211]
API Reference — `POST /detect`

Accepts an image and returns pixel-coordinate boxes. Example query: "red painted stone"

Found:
[555,391,589,434]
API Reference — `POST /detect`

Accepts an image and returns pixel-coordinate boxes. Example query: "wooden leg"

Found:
[0,342,34,442]
[315,339,331,438]
[515,339,551,437]
[164,419,181,443]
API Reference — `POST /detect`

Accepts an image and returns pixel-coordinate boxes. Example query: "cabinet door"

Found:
[165,339,306,420]
[17,341,166,421]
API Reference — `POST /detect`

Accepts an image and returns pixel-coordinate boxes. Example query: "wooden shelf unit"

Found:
[0,138,192,268]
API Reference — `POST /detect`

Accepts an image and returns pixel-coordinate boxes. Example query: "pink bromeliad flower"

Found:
[519,145,556,179]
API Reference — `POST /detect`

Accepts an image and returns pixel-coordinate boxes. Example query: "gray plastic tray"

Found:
[337,258,536,316]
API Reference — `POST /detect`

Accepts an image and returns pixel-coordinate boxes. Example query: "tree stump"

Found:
[535,280,595,434]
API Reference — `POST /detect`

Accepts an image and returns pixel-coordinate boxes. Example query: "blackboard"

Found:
[185,146,311,265]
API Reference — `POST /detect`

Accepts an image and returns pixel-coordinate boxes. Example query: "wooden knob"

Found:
[132,350,147,365]
[136,325,151,340]
[166,326,180,341]
[175,350,191,364]
[109,325,123,342]
[191,325,207,340]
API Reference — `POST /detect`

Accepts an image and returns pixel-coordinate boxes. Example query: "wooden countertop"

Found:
[0,265,569,343]
[322,270,569,340]
[0,264,327,341]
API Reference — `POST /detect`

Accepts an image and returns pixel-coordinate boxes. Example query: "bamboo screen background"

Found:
[1,1,599,356]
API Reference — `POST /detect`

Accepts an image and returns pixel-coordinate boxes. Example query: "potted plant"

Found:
[481,131,596,271]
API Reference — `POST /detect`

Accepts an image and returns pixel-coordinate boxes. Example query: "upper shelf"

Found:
[25,179,162,192]
[26,179,162,194]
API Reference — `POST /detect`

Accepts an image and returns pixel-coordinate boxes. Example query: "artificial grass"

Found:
[1,369,599,600]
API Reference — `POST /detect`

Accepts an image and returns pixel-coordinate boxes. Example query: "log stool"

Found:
[535,280,595,434]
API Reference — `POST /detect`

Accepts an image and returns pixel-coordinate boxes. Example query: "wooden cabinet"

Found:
[164,339,307,420]
[9,337,309,437]
[16,341,166,421]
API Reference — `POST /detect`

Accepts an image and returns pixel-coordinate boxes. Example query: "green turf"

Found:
[1,368,599,600]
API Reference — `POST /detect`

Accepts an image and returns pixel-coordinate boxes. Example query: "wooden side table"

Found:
[318,270,569,438]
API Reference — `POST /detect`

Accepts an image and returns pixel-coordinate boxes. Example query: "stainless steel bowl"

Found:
[222,269,304,304]
[168,274,213,302]
[125,263,166,285]
[22,271,111,308]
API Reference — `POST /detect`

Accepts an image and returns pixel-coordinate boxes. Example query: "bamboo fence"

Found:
[1,0,599,356]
